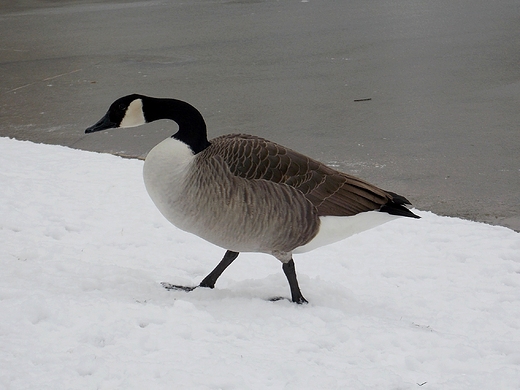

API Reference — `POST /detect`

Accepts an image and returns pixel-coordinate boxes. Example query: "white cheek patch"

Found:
[120,99,145,128]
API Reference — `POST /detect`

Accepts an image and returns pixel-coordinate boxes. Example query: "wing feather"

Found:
[202,134,397,217]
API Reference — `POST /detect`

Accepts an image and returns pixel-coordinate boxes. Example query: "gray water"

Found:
[1,0,519,231]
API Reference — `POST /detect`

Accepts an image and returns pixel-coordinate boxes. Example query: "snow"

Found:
[1,136,519,389]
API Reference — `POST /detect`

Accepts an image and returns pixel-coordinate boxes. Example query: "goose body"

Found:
[86,94,419,303]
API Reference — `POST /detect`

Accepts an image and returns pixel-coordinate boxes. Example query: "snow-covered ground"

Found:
[1,137,519,389]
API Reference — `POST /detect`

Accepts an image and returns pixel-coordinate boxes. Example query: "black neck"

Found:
[141,96,211,154]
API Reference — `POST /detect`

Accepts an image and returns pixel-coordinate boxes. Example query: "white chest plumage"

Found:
[143,137,195,227]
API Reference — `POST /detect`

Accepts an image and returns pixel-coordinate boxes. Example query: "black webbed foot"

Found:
[161,282,198,292]
[161,251,239,293]
[292,294,309,304]
[269,296,308,304]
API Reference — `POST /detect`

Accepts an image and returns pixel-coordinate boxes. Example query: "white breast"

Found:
[143,137,195,225]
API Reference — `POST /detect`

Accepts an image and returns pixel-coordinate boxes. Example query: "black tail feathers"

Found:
[379,191,421,219]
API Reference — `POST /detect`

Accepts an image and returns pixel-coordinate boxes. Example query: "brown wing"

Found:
[202,134,393,217]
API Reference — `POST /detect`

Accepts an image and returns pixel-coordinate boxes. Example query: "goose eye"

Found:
[118,103,127,111]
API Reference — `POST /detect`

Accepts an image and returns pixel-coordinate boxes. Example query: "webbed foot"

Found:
[161,282,198,292]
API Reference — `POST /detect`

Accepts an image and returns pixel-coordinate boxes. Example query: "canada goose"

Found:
[85,94,419,304]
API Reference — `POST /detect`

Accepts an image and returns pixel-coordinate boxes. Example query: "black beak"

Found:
[85,113,117,133]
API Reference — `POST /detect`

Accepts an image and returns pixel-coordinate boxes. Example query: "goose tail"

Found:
[379,191,421,219]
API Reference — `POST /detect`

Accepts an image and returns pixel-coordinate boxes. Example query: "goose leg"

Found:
[282,259,308,304]
[199,250,239,288]
[162,250,239,292]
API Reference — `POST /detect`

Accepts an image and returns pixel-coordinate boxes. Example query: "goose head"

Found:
[85,94,211,153]
[85,94,146,133]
